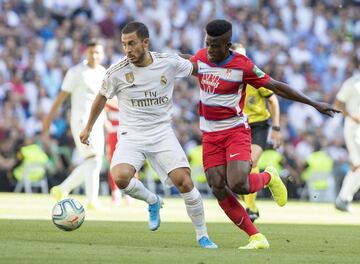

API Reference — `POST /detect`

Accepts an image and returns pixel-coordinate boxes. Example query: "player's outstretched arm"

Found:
[80,93,107,145]
[42,91,70,134]
[267,94,282,148]
[265,79,340,117]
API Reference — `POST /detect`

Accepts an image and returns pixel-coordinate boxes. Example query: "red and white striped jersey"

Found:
[105,102,119,133]
[191,48,271,132]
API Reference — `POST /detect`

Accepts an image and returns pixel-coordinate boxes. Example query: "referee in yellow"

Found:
[233,43,282,222]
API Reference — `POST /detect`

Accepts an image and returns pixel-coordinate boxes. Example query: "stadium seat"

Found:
[300,172,336,202]
[14,162,49,194]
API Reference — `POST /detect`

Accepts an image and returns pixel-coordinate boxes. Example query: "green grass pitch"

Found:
[0,193,359,263]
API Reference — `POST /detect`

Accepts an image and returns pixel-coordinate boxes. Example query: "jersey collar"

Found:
[213,51,234,67]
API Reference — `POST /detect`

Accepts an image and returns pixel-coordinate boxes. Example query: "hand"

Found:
[270,130,282,149]
[350,115,360,124]
[313,102,341,117]
[79,128,91,145]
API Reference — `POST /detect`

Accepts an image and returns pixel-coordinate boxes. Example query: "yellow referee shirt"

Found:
[244,84,273,124]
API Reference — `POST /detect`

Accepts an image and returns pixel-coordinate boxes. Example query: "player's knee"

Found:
[211,186,228,200]
[170,167,194,193]
[177,175,194,193]
[228,178,250,195]
[111,166,134,189]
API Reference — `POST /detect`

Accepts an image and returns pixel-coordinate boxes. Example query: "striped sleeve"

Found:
[100,71,116,99]
[242,57,271,88]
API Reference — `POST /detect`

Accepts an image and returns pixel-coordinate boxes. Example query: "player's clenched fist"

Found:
[80,128,91,145]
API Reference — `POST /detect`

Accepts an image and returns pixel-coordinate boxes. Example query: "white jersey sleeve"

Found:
[100,58,130,99]
[172,54,193,78]
[336,76,353,103]
[61,67,76,93]
[100,72,117,99]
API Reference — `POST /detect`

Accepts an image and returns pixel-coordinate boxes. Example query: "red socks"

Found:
[248,172,271,193]
[218,194,258,236]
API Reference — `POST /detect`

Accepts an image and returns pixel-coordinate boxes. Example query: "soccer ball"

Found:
[52,198,85,231]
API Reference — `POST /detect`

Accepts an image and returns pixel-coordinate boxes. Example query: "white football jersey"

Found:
[336,74,360,124]
[100,52,193,136]
[62,61,106,125]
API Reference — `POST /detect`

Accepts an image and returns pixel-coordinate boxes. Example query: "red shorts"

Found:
[107,132,117,160]
[202,125,251,171]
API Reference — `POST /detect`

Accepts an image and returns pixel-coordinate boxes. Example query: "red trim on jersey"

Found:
[199,102,238,121]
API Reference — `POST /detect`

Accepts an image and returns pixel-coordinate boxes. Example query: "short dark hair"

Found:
[206,19,232,37]
[86,39,102,47]
[122,22,149,39]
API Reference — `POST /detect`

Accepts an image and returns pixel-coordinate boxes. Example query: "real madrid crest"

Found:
[160,75,167,85]
[125,72,134,83]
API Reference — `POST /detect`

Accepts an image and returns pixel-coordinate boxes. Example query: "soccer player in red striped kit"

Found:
[105,97,135,205]
[104,99,122,203]
[189,19,339,249]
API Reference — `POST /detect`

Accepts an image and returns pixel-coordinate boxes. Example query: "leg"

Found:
[50,155,98,201]
[84,155,103,206]
[243,169,260,220]
[107,133,121,203]
[224,125,270,195]
[336,165,360,211]
[202,127,269,249]
[243,144,263,221]
[227,159,287,206]
[169,167,217,248]
[206,165,269,249]
[336,123,360,211]
[111,163,157,204]
[206,165,258,235]
[112,163,161,231]
[52,122,106,206]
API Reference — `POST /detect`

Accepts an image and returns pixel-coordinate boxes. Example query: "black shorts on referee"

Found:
[250,120,270,150]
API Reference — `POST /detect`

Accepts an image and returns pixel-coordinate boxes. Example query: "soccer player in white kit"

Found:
[335,61,360,212]
[43,40,106,209]
[80,22,217,248]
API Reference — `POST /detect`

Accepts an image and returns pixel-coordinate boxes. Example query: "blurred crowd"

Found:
[0,0,359,200]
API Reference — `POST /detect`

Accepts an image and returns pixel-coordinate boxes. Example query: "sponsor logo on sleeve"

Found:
[253,65,265,78]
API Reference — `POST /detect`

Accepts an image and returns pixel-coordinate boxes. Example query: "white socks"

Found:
[180,187,208,241]
[339,168,360,202]
[60,156,102,205]
[121,177,157,204]
[85,156,102,205]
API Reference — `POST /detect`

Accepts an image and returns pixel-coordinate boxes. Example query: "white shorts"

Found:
[71,120,105,159]
[111,127,190,187]
[344,119,360,167]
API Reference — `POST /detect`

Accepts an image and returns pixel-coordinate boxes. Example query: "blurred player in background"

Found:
[334,58,360,212]
[80,22,217,248]
[189,19,339,249]
[104,97,134,205]
[43,40,106,209]
[104,97,122,204]
[233,43,282,222]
